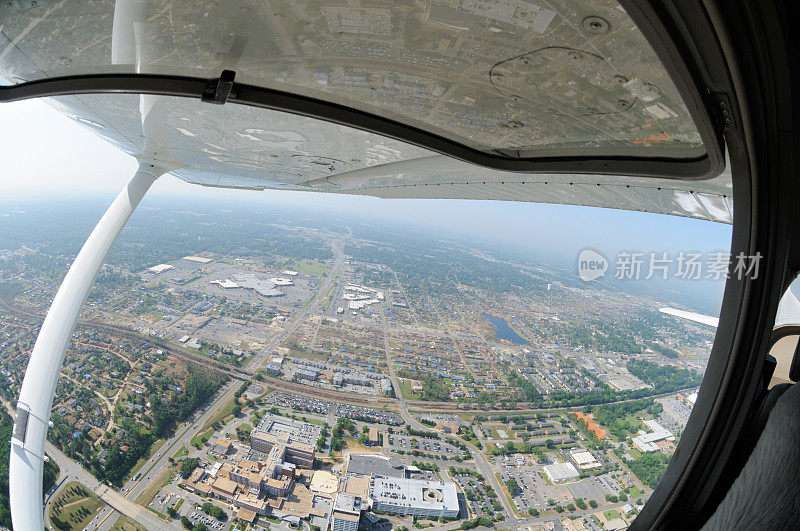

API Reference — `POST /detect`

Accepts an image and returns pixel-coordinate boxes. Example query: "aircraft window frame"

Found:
[633,0,793,528]
[1,0,787,529]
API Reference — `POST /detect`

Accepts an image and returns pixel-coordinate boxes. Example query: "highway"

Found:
[94,239,346,529]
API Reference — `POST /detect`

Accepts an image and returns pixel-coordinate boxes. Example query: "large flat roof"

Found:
[255,414,321,447]
[346,454,405,479]
[370,476,459,513]
[334,493,362,515]
[543,462,579,482]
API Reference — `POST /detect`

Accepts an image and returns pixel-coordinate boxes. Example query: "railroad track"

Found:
[0,293,697,413]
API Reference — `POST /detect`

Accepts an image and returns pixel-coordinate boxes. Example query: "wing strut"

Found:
[9,163,167,530]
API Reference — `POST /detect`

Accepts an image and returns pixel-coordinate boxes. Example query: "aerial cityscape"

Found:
[0,195,718,531]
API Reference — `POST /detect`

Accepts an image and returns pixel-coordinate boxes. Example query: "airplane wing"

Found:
[0,0,732,223]
[659,307,720,328]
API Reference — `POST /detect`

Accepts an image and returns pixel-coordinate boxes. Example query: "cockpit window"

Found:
[0,0,704,159]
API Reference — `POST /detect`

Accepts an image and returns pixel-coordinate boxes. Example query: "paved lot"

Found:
[388,433,465,458]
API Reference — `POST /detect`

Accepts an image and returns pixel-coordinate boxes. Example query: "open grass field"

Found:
[201,394,238,431]
[190,427,216,448]
[135,467,175,506]
[398,378,422,400]
[172,445,189,460]
[49,481,105,530]
[110,515,147,531]
[291,259,331,277]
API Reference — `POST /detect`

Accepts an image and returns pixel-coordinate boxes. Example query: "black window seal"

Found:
[632,0,796,528]
[0,72,719,179]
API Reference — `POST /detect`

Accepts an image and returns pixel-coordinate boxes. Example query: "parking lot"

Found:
[452,473,498,517]
[187,509,227,530]
[498,462,624,514]
[567,474,621,501]
[500,466,571,511]
[387,434,465,458]
[264,393,402,425]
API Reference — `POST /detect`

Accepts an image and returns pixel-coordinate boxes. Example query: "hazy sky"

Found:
[0,98,732,308]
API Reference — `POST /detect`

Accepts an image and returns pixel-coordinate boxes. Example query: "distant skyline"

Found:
[0,98,732,311]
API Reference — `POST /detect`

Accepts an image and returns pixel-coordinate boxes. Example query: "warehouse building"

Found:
[543,462,580,483]
[570,449,602,470]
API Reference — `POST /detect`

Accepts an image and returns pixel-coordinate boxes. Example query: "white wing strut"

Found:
[9,163,167,530]
[659,307,720,328]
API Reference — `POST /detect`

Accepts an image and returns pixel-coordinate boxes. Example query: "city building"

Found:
[632,420,675,453]
[367,427,380,445]
[264,364,282,376]
[250,414,319,469]
[209,438,234,458]
[570,449,602,470]
[543,462,580,483]
[369,476,459,518]
[147,263,173,274]
[331,493,362,531]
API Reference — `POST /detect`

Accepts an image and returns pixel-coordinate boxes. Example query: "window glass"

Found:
[0,0,704,158]
[0,94,732,525]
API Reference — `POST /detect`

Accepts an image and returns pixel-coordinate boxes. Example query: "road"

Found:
[44,442,176,530]
[1,397,173,529]
[95,239,347,529]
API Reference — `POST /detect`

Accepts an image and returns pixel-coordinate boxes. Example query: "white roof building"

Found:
[632,419,675,453]
[183,255,213,263]
[570,449,601,470]
[147,263,173,274]
[369,476,459,518]
[210,278,240,289]
[542,462,579,483]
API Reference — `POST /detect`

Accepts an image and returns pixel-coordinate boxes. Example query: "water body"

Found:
[482,313,528,345]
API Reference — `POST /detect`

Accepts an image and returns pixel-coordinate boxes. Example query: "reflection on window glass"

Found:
[0,0,704,157]
[0,186,730,526]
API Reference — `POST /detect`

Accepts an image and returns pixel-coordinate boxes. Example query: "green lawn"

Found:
[49,481,105,530]
[296,415,328,427]
[111,515,148,531]
[291,259,331,277]
[190,427,216,448]
[172,445,189,460]
[201,395,238,431]
[604,509,621,520]
[398,378,422,400]
[489,426,517,440]
[627,486,644,498]
[135,467,174,506]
